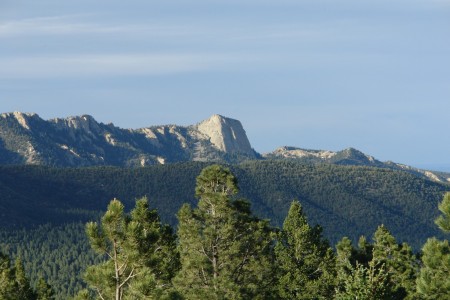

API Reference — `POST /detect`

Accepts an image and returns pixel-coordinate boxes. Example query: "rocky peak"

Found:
[50,114,102,137]
[196,114,254,156]
[0,112,39,130]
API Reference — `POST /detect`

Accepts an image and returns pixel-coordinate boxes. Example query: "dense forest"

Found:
[1,162,449,298]
[0,161,447,245]
[3,164,450,299]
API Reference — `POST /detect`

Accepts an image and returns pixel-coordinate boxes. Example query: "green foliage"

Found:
[335,260,394,300]
[0,161,447,249]
[0,223,102,299]
[0,251,52,300]
[174,165,276,299]
[435,192,450,233]
[83,197,179,300]
[36,277,54,300]
[0,162,449,298]
[372,225,418,298]
[415,192,450,299]
[275,200,336,299]
[335,226,418,300]
[416,238,450,298]
[0,251,17,299]
[15,257,37,299]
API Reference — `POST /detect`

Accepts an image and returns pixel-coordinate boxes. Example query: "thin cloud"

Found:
[0,13,341,42]
[0,15,131,37]
[0,53,258,78]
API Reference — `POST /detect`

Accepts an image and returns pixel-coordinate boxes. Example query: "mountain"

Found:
[1,111,449,183]
[0,112,257,166]
[264,146,450,183]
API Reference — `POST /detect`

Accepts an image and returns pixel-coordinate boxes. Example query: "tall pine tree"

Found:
[173,165,276,299]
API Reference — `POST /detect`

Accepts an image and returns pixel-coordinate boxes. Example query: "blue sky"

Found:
[1,0,449,170]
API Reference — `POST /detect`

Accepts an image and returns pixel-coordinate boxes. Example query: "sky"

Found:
[1,0,449,171]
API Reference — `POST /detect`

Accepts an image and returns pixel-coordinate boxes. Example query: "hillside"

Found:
[1,161,449,298]
[0,161,447,247]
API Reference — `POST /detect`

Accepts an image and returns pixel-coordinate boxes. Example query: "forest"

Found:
[1,162,450,298]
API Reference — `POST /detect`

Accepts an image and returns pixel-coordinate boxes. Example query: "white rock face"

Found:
[269,147,337,159]
[13,112,31,130]
[51,115,99,137]
[424,171,441,182]
[196,114,254,155]
[0,112,37,130]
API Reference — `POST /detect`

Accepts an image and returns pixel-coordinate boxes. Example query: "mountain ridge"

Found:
[0,112,257,166]
[1,111,449,183]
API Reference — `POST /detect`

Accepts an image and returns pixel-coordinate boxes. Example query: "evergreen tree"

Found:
[335,235,397,299]
[356,236,373,266]
[0,252,17,300]
[416,238,450,298]
[36,277,54,300]
[173,165,276,299]
[416,193,450,299]
[81,197,178,300]
[275,200,336,299]
[335,236,359,294]
[14,257,37,300]
[435,192,450,233]
[372,225,417,298]
[335,260,394,300]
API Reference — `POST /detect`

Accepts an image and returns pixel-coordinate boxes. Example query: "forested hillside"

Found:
[0,161,449,298]
[0,161,447,245]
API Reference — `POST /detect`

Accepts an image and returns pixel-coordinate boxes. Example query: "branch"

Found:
[95,288,106,300]
[118,268,141,289]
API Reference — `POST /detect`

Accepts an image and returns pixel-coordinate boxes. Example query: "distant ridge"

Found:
[264,146,450,183]
[0,111,448,183]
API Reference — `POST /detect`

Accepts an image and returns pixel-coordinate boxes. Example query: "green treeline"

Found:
[67,165,449,299]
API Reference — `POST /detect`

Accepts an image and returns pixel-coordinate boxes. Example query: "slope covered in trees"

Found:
[0,161,447,247]
[1,163,449,299]
[74,166,450,299]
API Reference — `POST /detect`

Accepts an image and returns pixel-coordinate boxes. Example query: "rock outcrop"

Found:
[0,112,256,166]
[196,114,254,156]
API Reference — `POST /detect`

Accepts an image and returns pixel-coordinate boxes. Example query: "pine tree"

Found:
[0,252,17,300]
[335,260,394,300]
[14,257,37,300]
[372,225,418,298]
[36,277,54,300]
[335,236,357,294]
[335,235,398,299]
[416,237,450,298]
[173,165,276,299]
[415,192,450,299]
[275,200,336,299]
[81,197,179,300]
[435,192,450,233]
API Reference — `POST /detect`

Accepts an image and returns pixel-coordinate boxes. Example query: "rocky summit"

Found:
[0,112,257,166]
[0,111,449,183]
